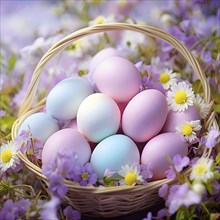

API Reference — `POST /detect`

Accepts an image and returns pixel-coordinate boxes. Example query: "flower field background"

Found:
[0,0,220,220]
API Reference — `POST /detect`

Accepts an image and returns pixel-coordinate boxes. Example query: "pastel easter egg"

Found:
[42,128,91,165]
[63,119,78,130]
[162,106,200,132]
[46,77,94,120]
[141,133,188,180]
[90,134,140,178]
[89,47,121,74]
[122,89,168,142]
[18,112,59,143]
[94,57,141,102]
[77,93,121,143]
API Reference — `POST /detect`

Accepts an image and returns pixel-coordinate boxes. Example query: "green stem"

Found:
[201,202,210,215]
[10,184,35,195]
[12,189,33,199]
[190,35,217,50]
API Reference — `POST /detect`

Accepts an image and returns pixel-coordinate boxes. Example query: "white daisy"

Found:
[193,94,212,119]
[190,158,214,183]
[0,141,20,172]
[118,164,143,186]
[158,68,177,90]
[88,15,116,26]
[167,81,195,112]
[176,120,202,142]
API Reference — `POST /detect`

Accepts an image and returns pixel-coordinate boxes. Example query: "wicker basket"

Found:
[11,23,218,217]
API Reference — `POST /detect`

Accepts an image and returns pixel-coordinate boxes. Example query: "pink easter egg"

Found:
[42,128,91,165]
[162,106,200,132]
[122,89,168,142]
[63,119,78,130]
[94,57,141,102]
[89,47,121,74]
[141,133,188,180]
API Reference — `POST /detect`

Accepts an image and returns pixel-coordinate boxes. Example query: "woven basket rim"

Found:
[10,22,218,217]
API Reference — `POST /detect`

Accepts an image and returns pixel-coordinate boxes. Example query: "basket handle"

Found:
[18,23,211,116]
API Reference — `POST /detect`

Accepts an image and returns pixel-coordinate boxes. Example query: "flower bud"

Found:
[192,182,206,196]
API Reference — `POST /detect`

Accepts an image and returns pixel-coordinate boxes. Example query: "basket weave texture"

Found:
[11,23,218,217]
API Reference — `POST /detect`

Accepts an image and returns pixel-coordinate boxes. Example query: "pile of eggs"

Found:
[18,48,201,181]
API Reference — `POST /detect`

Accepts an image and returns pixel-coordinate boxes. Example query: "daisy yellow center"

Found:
[81,172,88,179]
[174,91,187,104]
[125,172,137,186]
[74,40,83,49]
[1,149,12,163]
[96,16,105,24]
[194,164,207,176]
[159,73,170,84]
[182,124,193,136]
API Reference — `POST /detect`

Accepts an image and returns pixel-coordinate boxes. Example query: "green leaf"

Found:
[0,116,16,133]
[214,104,220,112]
[8,54,16,71]
[192,80,203,94]
[213,171,220,180]
[216,154,220,166]
[214,93,220,104]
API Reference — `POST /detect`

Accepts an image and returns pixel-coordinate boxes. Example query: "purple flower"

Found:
[49,174,68,199]
[201,50,213,63]
[205,129,220,149]
[140,163,153,182]
[166,183,201,214]
[165,166,176,179]
[158,184,168,198]
[143,212,152,220]
[173,154,190,172]
[40,196,60,220]
[0,199,16,220]
[15,128,43,159]
[157,208,168,218]
[63,206,81,220]
[0,110,6,117]
[13,199,31,216]
[165,154,189,178]
[73,163,97,186]
[42,152,78,180]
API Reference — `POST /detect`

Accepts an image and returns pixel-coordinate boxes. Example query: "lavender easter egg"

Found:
[162,106,200,132]
[122,89,168,142]
[94,57,141,102]
[89,47,121,74]
[77,93,121,143]
[141,133,188,180]
[18,112,59,143]
[46,77,94,120]
[90,134,140,178]
[42,128,91,165]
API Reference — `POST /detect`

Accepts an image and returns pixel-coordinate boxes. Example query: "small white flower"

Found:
[118,164,143,186]
[193,94,212,119]
[158,68,177,90]
[89,15,116,26]
[0,141,20,172]
[167,81,195,112]
[176,120,202,142]
[190,158,214,183]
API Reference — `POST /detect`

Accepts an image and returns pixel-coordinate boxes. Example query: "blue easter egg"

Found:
[18,112,59,143]
[90,134,140,178]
